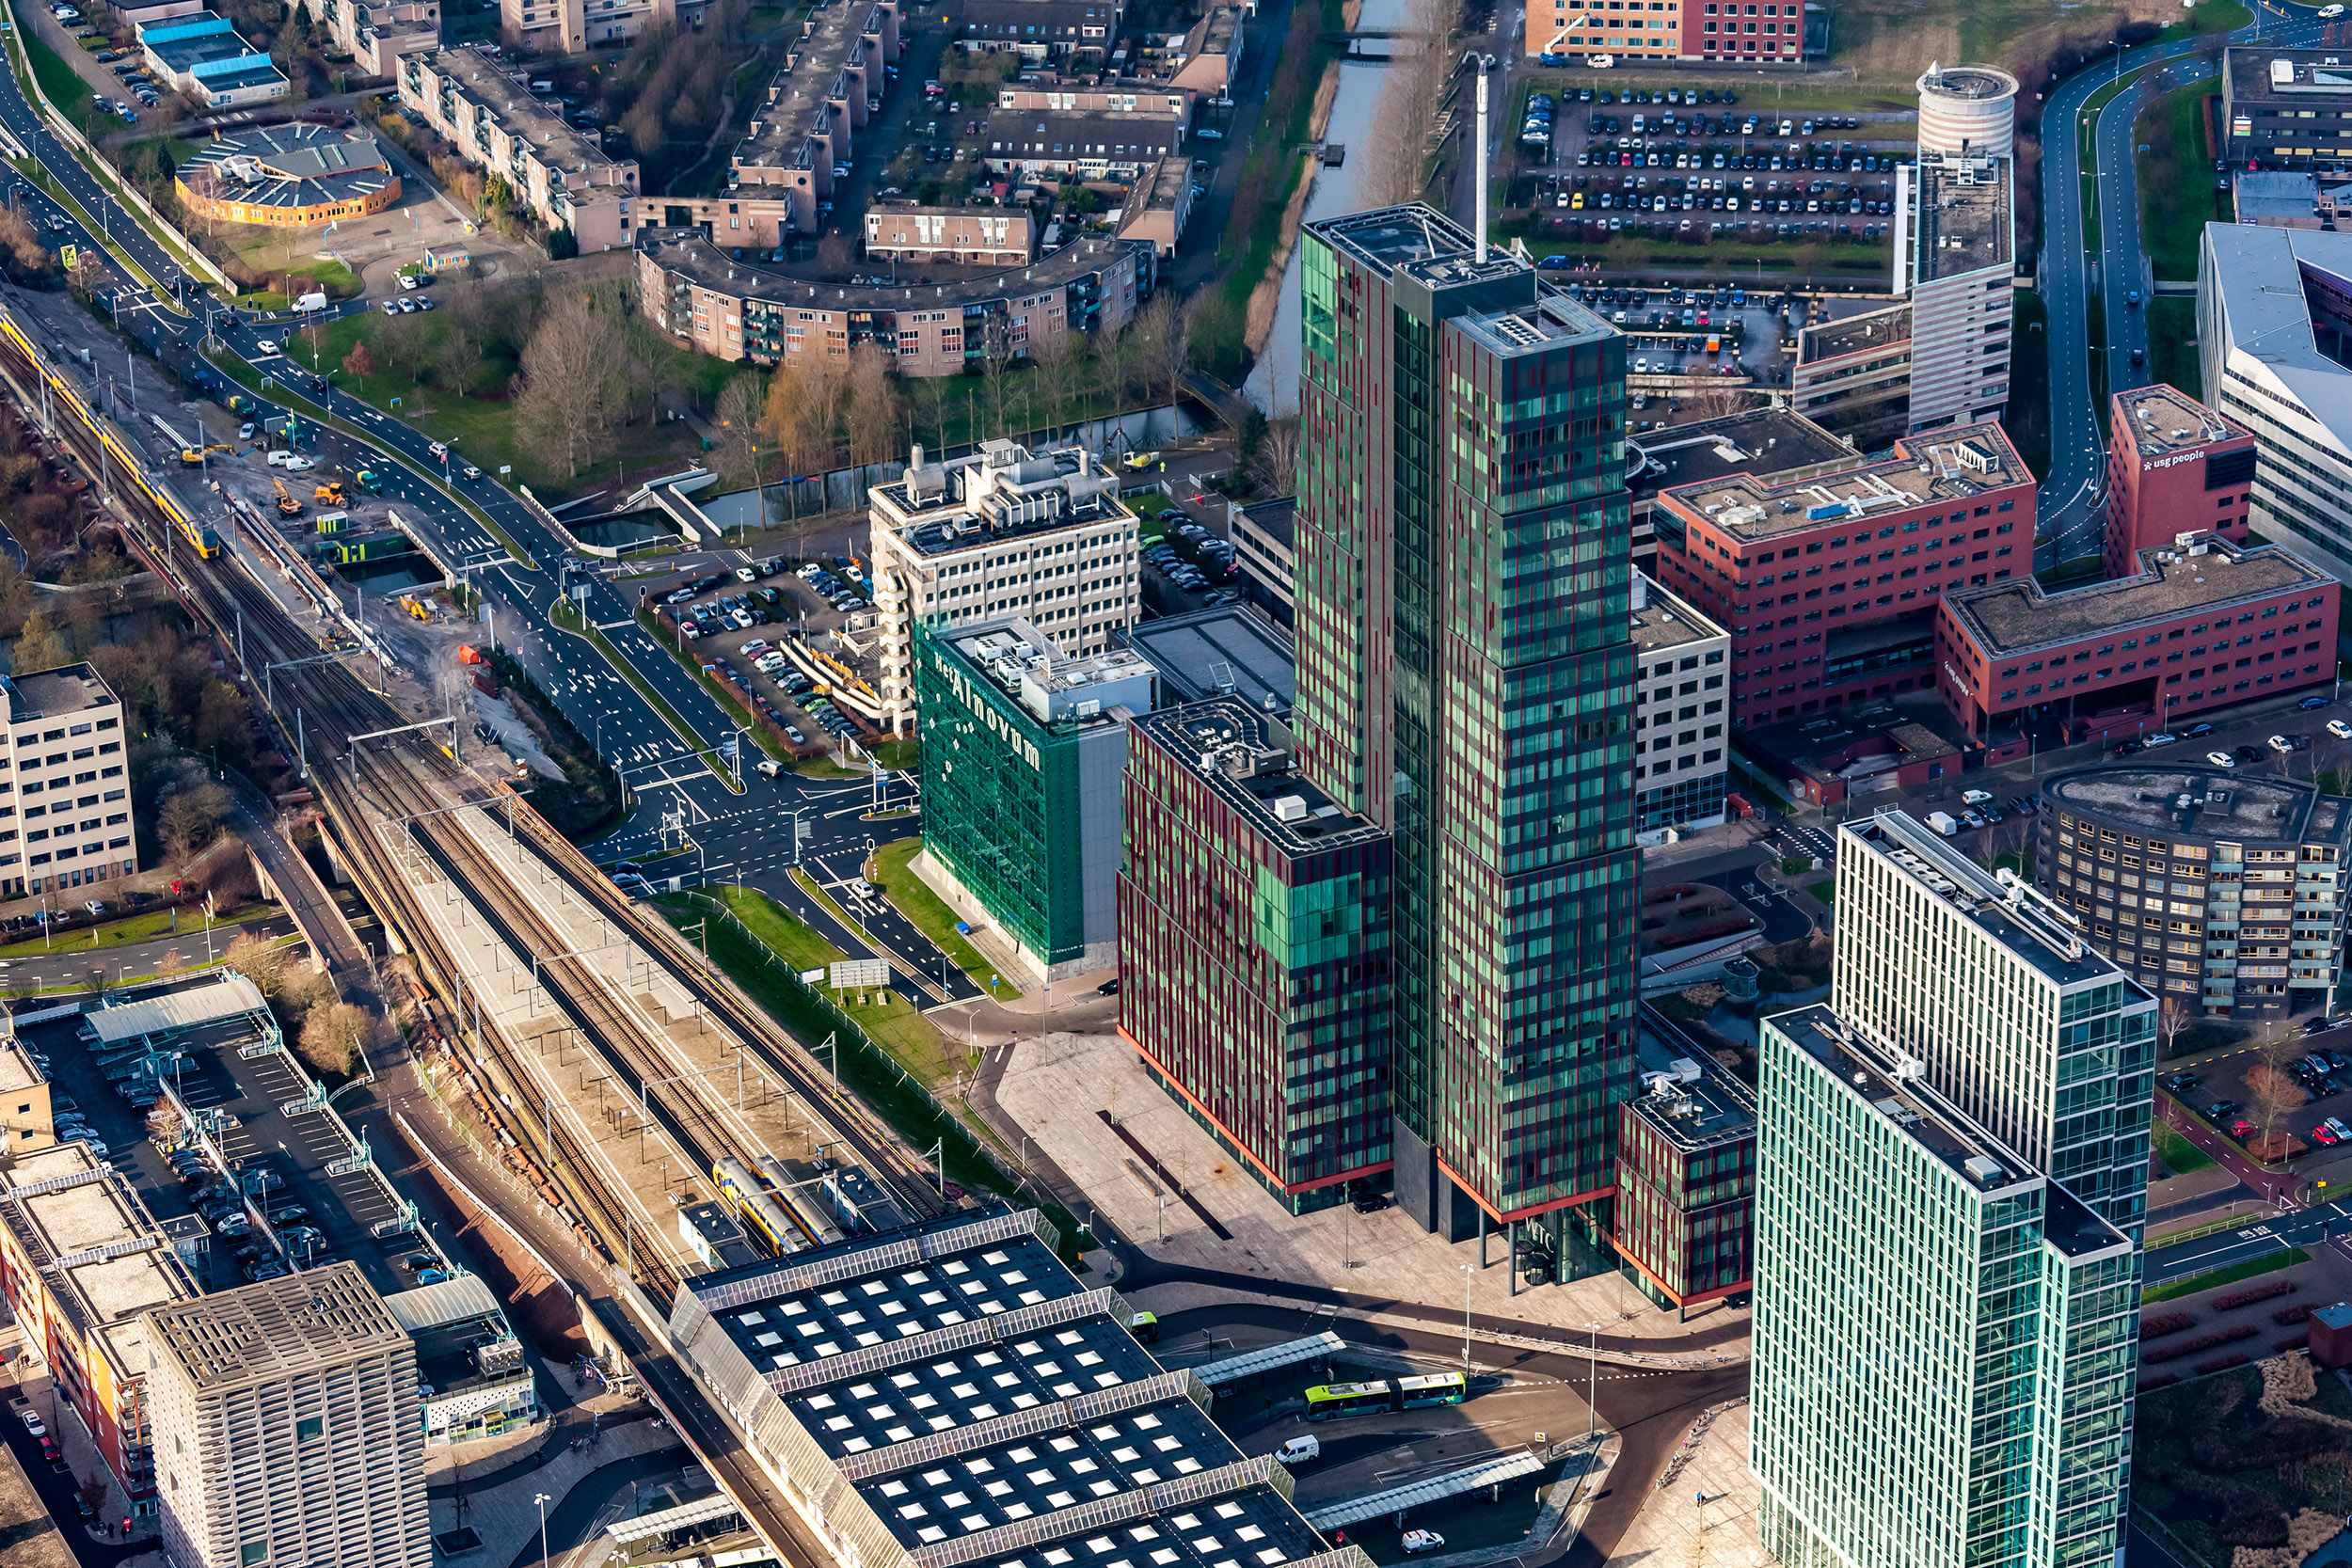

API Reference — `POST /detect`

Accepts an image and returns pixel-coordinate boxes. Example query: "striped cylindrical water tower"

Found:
[1915,62,2019,158]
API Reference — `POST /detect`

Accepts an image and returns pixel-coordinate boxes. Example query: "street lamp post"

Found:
[1585,1319,1604,1442]
[533,1492,550,1566]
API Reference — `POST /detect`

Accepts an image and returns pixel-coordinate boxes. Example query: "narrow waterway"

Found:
[1243,0,1414,414]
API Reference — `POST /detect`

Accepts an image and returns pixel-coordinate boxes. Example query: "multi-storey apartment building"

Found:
[868,440,1142,731]
[639,230,1146,371]
[398,46,641,249]
[1753,807,2147,1568]
[0,664,135,901]
[500,0,687,52]
[721,0,898,233]
[1896,149,2013,432]
[862,205,1031,265]
[2198,221,2352,580]
[2103,386,2257,578]
[1650,421,2033,731]
[1119,695,1392,1211]
[1292,205,1639,1249]
[1530,0,1810,65]
[2038,766,2352,1018]
[981,107,1184,180]
[1935,531,2337,740]
[1630,570,1729,831]
[958,0,1119,57]
[146,1263,429,1568]
[294,0,437,79]
[1835,810,2157,1238]
[0,1142,200,1510]
[912,617,1152,978]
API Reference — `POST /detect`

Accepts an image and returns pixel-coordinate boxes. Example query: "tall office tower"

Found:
[1832,810,2158,1238]
[1294,206,1639,1246]
[1753,1001,2140,1568]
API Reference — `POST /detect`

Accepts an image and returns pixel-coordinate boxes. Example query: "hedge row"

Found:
[2214,1279,2297,1311]
[2277,1334,2311,1353]
[2275,1303,2312,1326]
[2196,1354,2253,1374]
[2140,1311,2195,1339]
[2146,1325,2257,1363]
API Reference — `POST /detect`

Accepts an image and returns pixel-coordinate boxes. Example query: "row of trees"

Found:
[701,292,1207,490]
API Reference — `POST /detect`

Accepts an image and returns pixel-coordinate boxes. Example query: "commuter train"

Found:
[711,1154,806,1258]
[0,308,219,558]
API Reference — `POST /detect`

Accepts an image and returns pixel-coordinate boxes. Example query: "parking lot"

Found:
[1512,84,1905,258]
[653,556,883,754]
[22,998,448,1302]
[2162,1018,2352,1164]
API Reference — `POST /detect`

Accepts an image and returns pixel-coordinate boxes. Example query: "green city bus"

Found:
[1302,1372,1469,1420]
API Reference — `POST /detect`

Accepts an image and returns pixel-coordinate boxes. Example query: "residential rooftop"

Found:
[145,1260,408,1394]
[869,437,1134,555]
[1846,811,2138,992]
[1942,535,2328,657]
[424,45,625,173]
[1796,299,1910,366]
[2041,766,2352,846]
[1123,605,1295,710]
[1134,697,1385,855]
[2233,168,2323,225]
[2111,385,2249,461]
[731,0,890,176]
[933,617,1155,727]
[1913,151,2012,283]
[0,1035,42,1096]
[642,229,1145,314]
[1659,421,2026,544]
[8,663,119,722]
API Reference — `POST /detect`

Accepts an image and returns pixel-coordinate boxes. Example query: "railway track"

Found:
[0,309,940,1311]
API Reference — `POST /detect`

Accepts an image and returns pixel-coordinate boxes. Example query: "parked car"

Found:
[2207,751,2238,768]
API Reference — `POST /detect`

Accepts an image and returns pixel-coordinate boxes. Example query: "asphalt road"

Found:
[2036,5,2334,562]
[0,29,996,1014]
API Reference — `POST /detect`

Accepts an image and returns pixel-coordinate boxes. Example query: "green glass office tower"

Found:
[1753,811,2148,1568]
[1294,206,1640,1237]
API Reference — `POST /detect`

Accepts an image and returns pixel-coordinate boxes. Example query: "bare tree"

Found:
[713,374,765,490]
[1681,384,1758,423]
[2248,1029,2309,1161]
[1030,326,1085,435]
[842,344,900,484]
[762,355,844,477]
[2156,995,2188,1062]
[515,293,626,478]
[1362,0,1457,209]
[1249,413,1302,496]
[377,312,433,387]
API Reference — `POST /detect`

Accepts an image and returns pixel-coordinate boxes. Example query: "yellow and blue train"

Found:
[0,309,219,559]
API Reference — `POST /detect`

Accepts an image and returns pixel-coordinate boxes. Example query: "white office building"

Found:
[868,439,1142,733]
[1630,570,1728,832]
[0,663,135,901]
[2198,221,2352,580]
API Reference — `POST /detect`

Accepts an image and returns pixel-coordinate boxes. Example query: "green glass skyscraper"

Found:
[1293,205,1640,1243]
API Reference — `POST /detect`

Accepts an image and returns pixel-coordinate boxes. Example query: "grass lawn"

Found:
[1522,235,1890,277]
[653,886,1088,1258]
[2153,0,2249,42]
[2135,1356,2352,1565]
[871,737,915,773]
[2138,83,2224,281]
[2087,294,2108,428]
[2143,1246,2309,1303]
[2008,290,2050,483]
[2152,1118,2216,1176]
[867,838,1020,1000]
[226,230,365,301]
[1804,879,1833,907]
[2149,295,2200,401]
[21,26,91,120]
[0,900,272,959]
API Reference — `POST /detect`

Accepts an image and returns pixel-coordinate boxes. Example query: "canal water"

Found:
[1245,0,1414,415]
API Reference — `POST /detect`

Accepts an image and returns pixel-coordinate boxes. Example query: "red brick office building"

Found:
[1933,533,2338,739]
[2104,387,2258,579]
[1650,422,2035,731]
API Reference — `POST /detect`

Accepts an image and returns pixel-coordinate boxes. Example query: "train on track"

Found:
[0,309,219,558]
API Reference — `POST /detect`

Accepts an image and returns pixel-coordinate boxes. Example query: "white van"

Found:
[1273,1436,1319,1466]
[755,759,783,779]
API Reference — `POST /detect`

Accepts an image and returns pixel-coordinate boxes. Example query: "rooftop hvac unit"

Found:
[1271,795,1309,822]
[1963,1154,2007,1186]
